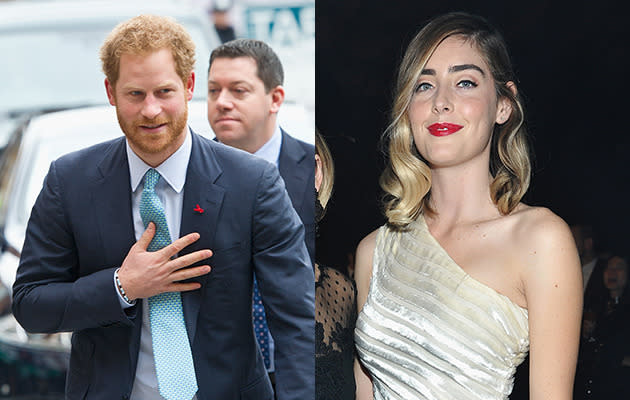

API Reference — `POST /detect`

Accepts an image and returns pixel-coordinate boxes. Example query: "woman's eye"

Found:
[414,82,432,92]
[457,80,477,89]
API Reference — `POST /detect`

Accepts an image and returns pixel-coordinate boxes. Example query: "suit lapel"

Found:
[179,133,225,344]
[89,138,140,372]
[91,138,136,259]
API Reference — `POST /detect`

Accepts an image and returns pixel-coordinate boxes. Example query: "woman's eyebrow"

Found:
[420,64,485,76]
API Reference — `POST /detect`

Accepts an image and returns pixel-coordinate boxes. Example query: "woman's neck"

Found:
[428,162,499,226]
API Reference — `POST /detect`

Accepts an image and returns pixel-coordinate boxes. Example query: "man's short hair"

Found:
[209,39,283,92]
[100,15,196,87]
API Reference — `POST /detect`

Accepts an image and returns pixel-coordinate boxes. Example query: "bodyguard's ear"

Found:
[269,85,285,114]
[496,81,517,124]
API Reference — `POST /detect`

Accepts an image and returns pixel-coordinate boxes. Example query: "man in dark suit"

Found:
[207,39,314,261]
[12,15,314,400]
[206,39,314,383]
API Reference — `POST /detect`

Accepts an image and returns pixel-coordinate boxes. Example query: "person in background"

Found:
[570,224,599,289]
[12,15,314,399]
[574,254,630,399]
[210,0,237,43]
[187,0,238,43]
[207,38,314,260]
[207,38,314,389]
[570,223,608,345]
[315,130,356,399]
[353,12,582,399]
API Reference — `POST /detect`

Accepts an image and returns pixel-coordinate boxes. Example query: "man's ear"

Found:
[185,72,195,101]
[269,85,285,113]
[105,78,116,106]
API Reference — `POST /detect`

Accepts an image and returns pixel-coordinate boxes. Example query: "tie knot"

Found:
[144,168,161,192]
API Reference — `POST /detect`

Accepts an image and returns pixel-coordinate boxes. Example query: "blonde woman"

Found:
[354,12,582,400]
[316,131,357,399]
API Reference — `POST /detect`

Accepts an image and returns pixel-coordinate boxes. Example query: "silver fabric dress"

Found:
[355,217,529,399]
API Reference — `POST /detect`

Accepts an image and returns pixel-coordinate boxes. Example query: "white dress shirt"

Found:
[115,131,196,400]
[253,124,282,166]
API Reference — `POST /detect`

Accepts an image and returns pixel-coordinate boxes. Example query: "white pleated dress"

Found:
[355,216,529,399]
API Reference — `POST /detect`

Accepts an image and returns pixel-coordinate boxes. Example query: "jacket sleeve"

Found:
[12,161,135,333]
[251,162,315,400]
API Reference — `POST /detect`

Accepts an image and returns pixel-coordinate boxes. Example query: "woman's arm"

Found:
[354,357,374,400]
[522,210,583,399]
[353,230,378,400]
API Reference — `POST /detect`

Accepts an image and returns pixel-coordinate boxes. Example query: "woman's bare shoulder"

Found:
[509,204,581,290]
[510,205,574,247]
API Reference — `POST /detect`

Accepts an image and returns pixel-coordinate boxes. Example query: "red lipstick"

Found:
[427,122,463,137]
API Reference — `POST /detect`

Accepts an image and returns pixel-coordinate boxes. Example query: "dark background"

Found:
[315,0,629,270]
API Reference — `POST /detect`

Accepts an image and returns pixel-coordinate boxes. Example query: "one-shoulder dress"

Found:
[355,217,529,400]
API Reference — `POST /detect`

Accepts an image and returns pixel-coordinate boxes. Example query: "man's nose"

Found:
[215,89,234,110]
[141,94,161,119]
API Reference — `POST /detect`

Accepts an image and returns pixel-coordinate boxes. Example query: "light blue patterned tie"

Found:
[140,168,198,400]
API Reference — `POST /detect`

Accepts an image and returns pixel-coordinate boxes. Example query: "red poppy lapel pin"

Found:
[193,204,204,214]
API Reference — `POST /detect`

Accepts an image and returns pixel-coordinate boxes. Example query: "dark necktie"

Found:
[253,276,271,369]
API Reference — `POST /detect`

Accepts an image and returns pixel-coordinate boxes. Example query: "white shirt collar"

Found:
[253,124,282,166]
[126,129,192,193]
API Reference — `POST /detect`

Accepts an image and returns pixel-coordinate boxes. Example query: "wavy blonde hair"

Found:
[316,129,335,211]
[100,15,196,88]
[381,12,530,229]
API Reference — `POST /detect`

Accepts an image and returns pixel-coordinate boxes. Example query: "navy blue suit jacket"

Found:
[277,129,315,263]
[13,131,315,400]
